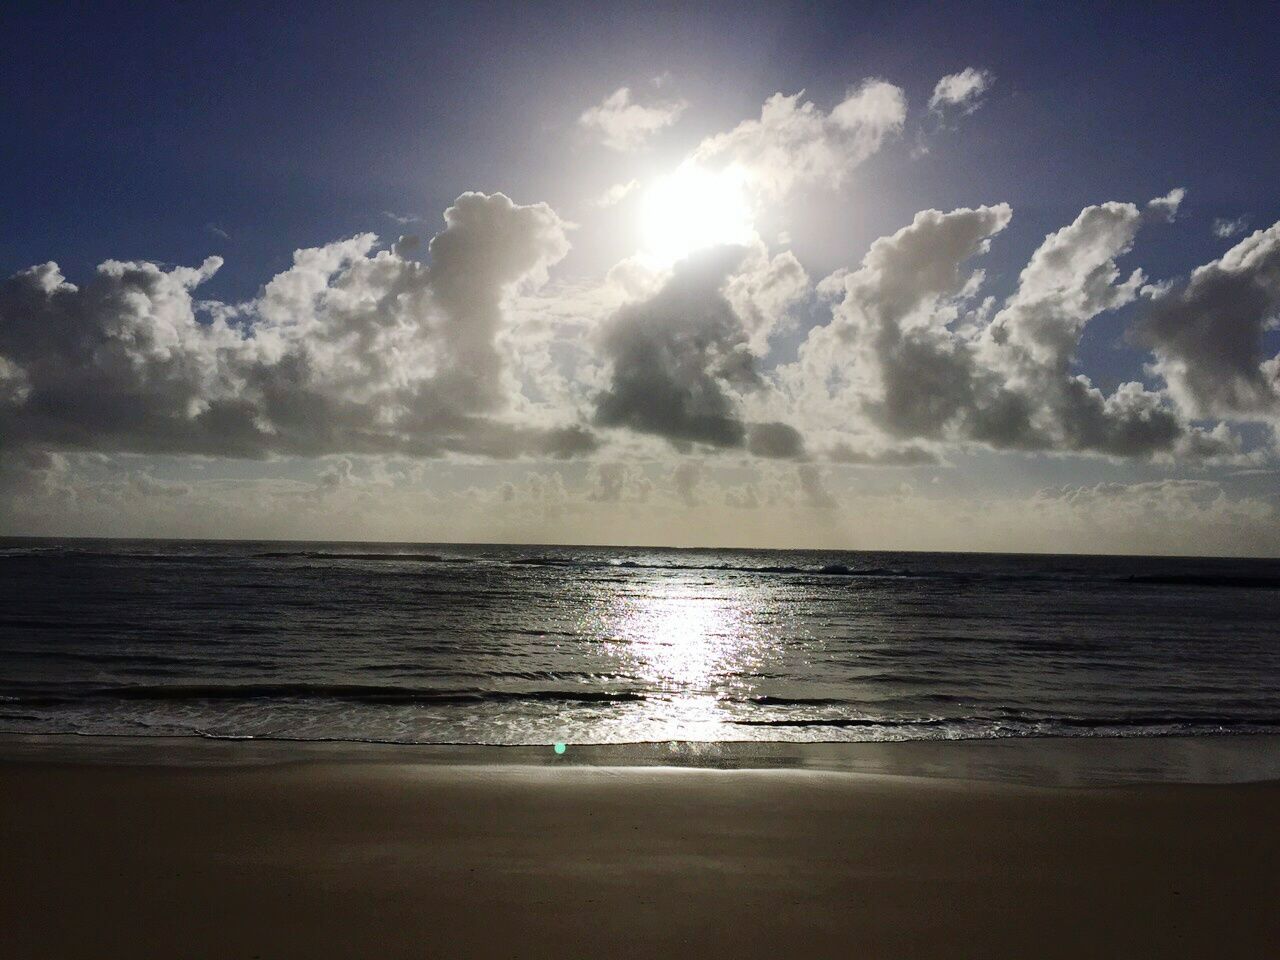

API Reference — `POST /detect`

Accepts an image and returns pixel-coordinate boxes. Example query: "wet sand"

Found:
[2,737,1277,958]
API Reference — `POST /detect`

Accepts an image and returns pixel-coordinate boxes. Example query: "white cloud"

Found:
[1147,187,1186,222]
[383,210,421,225]
[595,179,640,207]
[1213,216,1249,239]
[692,80,906,199]
[0,193,593,461]
[579,87,688,151]
[783,192,1244,461]
[928,67,994,115]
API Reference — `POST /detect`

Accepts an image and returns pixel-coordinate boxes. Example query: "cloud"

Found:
[1033,479,1278,552]
[579,87,687,151]
[795,202,1028,443]
[1213,216,1249,239]
[1137,219,1280,420]
[0,192,597,461]
[595,180,639,207]
[787,192,1245,461]
[692,80,906,199]
[826,441,941,465]
[587,461,652,503]
[588,244,798,455]
[206,223,230,240]
[1146,187,1186,223]
[928,68,994,115]
[724,249,809,353]
[671,460,702,506]
[796,463,837,508]
[746,421,805,459]
[2,169,1274,533]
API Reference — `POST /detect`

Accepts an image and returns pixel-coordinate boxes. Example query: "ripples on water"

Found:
[1,538,1278,744]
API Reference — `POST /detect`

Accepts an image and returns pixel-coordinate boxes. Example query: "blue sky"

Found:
[2,1,1279,552]
[7,2,1277,290]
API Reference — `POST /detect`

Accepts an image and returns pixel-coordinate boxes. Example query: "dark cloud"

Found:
[746,421,806,459]
[593,246,761,451]
[1137,221,1280,419]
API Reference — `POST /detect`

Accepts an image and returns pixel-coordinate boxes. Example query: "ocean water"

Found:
[1,538,1278,745]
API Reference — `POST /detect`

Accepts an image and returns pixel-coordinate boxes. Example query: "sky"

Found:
[2,1,1279,554]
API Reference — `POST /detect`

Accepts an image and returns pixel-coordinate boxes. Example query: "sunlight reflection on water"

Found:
[588,582,786,739]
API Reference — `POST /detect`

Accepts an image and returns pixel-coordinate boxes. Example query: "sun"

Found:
[639,163,755,265]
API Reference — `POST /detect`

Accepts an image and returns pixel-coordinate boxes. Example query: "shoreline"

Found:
[4,730,1280,785]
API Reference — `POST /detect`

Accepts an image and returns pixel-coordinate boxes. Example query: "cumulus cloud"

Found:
[792,202,1030,444]
[593,247,756,450]
[592,244,808,453]
[724,249,809,353]
[1137,220,1280,420]
[579,87,688,151]
[3,165,1275,544]
[785,192,1245,462]
[0,192,596,461]
[1146,187,1186,223]
[692,80,906,199]
[928,68,994,115]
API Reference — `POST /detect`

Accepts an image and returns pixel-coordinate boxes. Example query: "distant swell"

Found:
[1126,574,1280,589]
[100,550,1280,590]
[254,551,446,562]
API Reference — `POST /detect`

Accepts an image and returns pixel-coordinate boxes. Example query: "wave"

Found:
[731,711,1280,730]
[521,556,921,577]
[1125,574,1280,589]
[731,717,949,728]
[6,683,649,706]
[253,551,447,562]
[502,557,1280,589]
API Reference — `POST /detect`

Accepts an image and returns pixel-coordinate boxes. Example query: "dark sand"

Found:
[2,737,1278,958]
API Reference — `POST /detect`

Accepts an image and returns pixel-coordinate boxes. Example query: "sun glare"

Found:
[639,164,754,265]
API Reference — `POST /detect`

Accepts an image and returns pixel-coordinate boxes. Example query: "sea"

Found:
[1,538,1278,746]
